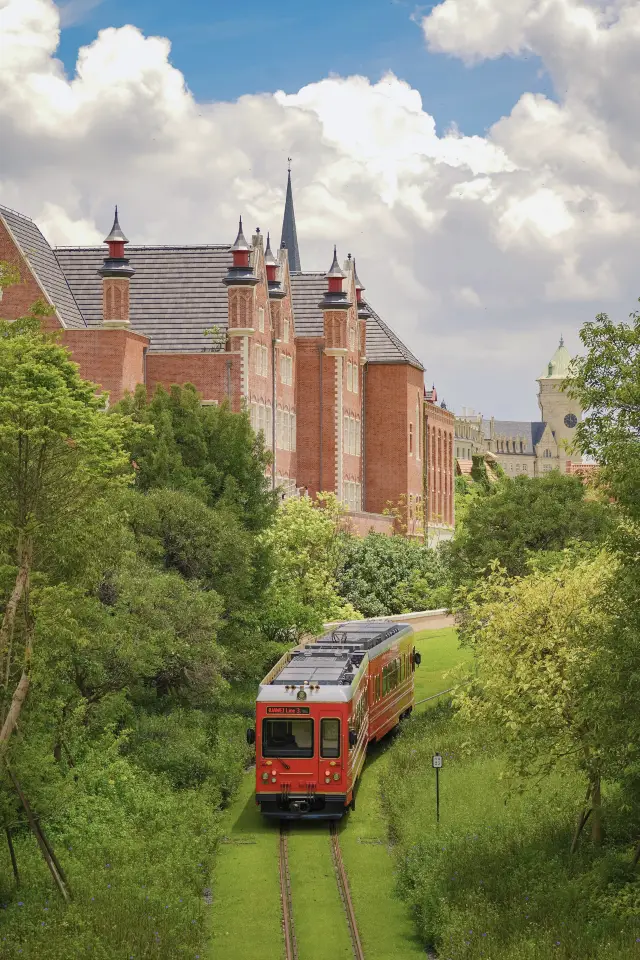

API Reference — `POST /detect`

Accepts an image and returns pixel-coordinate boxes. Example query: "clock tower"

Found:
[536,337,582,470]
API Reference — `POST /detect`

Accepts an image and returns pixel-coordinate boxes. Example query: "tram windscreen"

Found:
[262,719,314,758]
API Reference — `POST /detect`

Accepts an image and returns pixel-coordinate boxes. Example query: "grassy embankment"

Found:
[382,633,640,960]
[208,625,469,960]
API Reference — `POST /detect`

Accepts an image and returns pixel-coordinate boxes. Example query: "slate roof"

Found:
[54,243,424,365]
[55,245,231,352]
[289,274,424,370]
[0,205,85,329]
[482,419,547,454]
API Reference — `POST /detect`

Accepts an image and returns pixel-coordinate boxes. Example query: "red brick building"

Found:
[424,386,455,541]
[0,174,454,538]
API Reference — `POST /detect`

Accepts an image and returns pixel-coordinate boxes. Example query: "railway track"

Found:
[329,822,365,960]
[279,824,298,960]
[279,821,365,960]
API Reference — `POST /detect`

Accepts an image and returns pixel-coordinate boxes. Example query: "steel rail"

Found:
[279,823,298,960]
[414,678,473,708]
[329,822,365,960]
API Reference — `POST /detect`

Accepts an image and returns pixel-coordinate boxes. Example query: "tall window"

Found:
[416,400,421,460]
[283,318,290,343]
[347,361,353,392]
[409,422,414,455]
[258,307,265,334]
[353,364,358,394]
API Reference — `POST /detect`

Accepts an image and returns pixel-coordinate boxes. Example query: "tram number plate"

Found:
[266,706,310,715]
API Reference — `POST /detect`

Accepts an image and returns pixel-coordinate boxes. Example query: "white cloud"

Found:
[58,0,104,28]
[1,0,640,419]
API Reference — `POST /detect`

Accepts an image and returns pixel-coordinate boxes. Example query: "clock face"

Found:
[564,413,578,429]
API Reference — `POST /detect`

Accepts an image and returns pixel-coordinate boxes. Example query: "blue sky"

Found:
[57,0,554,137]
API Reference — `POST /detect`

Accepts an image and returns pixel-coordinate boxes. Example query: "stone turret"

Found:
[98,207,135,328]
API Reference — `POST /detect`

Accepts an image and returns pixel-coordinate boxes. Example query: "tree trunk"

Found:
[0,546,31,677]
[591,774,603,845]
[570,784,592,854]
[0,669,31,749]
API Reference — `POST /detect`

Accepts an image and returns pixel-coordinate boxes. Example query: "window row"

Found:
[280,353,293,385]
[344,481,361,513]
[343,415,361,456]
[373,653,412,702]
[346,361,359,394]
[276,408,296,451]
[253,342,269,377]
[250,401,272,438]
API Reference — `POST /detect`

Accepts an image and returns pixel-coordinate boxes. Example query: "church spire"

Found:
[280,162,301,273]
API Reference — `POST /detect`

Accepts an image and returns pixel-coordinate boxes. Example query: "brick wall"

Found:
[61,328,148,403]
[0,218,62,329]
[345,511,394,536]
[146,352,242,409]
[295,337,324,496]
[365,362,426,520]
[425,401,455,528]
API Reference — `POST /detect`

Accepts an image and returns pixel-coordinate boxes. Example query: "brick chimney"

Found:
[318,245,351,352]
[223,216,259,400]
[98,207,135,328]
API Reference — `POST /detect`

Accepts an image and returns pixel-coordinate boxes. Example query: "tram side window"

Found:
[321,718,341,758]
[262,719,314,758]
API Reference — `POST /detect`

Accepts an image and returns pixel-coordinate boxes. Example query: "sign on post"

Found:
[432,753,443,822]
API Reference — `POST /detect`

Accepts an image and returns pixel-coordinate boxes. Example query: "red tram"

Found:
[247,620,422,819]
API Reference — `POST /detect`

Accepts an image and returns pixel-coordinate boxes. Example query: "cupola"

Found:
[97,206,135,328]
[318,246,352,310]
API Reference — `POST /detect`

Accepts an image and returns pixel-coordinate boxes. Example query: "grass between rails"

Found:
[381,707,640,960]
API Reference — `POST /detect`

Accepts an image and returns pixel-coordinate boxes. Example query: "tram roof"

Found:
[258,621,413,701]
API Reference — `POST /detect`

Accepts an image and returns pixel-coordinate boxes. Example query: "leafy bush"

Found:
[337,533,450,616]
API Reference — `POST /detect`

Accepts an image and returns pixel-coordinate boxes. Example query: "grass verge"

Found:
[206,773,282,960]
[412,627,474,709]
[381,708,640,960]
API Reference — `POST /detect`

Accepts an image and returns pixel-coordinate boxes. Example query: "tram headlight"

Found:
[261,772,269,782]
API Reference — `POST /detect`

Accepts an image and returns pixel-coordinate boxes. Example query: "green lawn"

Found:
[412,626,473,709]
[207,774,282,960]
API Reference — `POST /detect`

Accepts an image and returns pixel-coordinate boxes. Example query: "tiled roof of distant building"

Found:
[0,205,86,329]
[482,419,546,454]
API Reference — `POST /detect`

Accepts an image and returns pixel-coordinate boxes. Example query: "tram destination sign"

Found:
[266,706,310,715]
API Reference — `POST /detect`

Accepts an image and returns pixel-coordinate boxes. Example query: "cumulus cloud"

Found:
[1,0,639,419]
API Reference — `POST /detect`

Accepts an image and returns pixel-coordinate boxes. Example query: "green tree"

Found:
[337,533,449,617]
[445,472,611,588]
[260,494,360,641]
[117,383,277,531]
[0,313,134,751]
[455,552,616,847]
[570,307,640,521]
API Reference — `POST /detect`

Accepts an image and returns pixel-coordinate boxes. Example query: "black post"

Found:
[436,766,440,823]
[6,826,19,886]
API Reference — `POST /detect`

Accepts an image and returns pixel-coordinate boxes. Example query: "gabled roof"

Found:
[288,274,424,370]
[0,205,85,329]
[482,419,546,454]
[55,245,231,352]
[365,303,424,369]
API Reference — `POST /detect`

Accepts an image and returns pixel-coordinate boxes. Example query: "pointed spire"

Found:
[230,216,251,252]
[264,231,278,266]
[104,205,128,244]
[559,334,564,347]
[325,245,346,279]
[353,258,365,293]
[352,257,371,319]
[280,166,301,273]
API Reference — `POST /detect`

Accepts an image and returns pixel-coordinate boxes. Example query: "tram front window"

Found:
[262,719,314,758]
